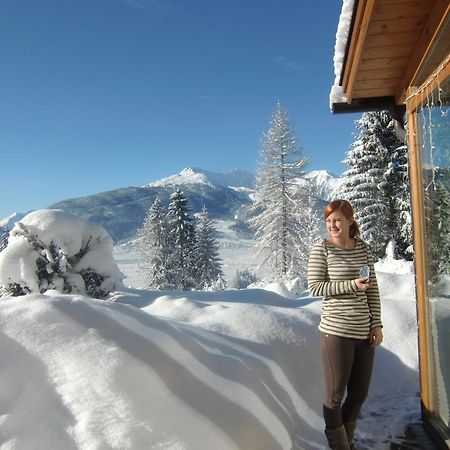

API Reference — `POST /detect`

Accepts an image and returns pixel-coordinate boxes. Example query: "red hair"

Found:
[325,199,360,239]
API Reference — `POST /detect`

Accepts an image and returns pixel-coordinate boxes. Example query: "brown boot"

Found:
[344,422,359,450]
[325,424,351,450]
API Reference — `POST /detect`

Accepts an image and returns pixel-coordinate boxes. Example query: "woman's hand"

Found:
[369,327,383,347]
[355,277,370,291]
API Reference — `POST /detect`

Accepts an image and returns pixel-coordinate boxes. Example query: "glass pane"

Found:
[418,76,450,433]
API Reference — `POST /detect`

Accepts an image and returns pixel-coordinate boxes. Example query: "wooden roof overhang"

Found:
[332,0,450,116]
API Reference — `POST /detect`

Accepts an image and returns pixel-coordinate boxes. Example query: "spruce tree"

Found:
[166,189,197,290]
[136,197,170,289]
[338,111,412,259]
[386,144,413,259]
[194,207,225,290]
[250,102,316,280]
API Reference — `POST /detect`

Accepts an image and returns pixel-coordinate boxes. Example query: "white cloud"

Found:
[273,56,308,72]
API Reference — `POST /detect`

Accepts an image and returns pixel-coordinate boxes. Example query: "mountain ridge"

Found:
[2,168,341,242]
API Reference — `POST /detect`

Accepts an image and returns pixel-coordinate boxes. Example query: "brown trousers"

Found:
[319,331,375,429]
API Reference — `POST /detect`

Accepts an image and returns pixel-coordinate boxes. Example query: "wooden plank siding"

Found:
[372,2,434,21]
[352,87,399,97]
[367,16,428,35]
[341,0,437,103]
[358,56,410,70]
[356,66,407,80]
[364,31,422,48]
[396,0,450,102]
[376,0,432,6]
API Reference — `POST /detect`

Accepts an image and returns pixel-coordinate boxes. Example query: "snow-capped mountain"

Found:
[147,167,255,190]
[47,168,255,242]
[0,212,26,231]
[305,170,343,201]
[1,168,341,243]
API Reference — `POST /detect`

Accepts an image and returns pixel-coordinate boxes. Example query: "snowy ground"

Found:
[0,261,420,449]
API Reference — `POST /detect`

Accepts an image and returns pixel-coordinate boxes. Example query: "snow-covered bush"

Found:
[232,269,257,289]
[0,209,124,298]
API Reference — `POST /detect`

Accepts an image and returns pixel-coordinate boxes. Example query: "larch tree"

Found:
[250,102,316,281]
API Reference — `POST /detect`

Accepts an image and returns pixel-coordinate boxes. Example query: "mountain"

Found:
[2,169,340,244]
[147,167,255,190]
[305,170,343,201]
[48,168,255,242]
[0,212,26,232]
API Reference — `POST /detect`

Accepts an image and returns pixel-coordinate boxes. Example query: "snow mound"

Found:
[0,268,420,450]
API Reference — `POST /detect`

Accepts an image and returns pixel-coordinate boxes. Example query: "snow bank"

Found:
[0,263,421,450]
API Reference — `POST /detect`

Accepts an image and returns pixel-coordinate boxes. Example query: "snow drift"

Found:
[0,266,420,450]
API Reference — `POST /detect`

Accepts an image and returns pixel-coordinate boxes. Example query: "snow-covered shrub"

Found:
[0,209,124,298]
[232,269,257,289]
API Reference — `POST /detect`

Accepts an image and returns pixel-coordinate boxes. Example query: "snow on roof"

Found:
[329,0,356,109]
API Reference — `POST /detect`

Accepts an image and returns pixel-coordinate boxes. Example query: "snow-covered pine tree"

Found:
[166,189,197,290]
[136,197,170,289]
[428,181,450,279]
[386,144,413,259]
[250,102,315,281]
[338,111,411,258]
[194,207,225,290]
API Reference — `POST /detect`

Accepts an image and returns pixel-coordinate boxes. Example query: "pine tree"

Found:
[386,144,413,259]
[194,207,225,290]
[338,111,412,259]
[166,189,197,290]
[250,102,316,280]
[136,197,170,289]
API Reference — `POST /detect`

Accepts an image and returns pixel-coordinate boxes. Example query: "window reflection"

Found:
[419,76,450,432]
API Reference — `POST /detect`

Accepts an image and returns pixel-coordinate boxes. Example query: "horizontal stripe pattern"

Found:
[307,239,382,339]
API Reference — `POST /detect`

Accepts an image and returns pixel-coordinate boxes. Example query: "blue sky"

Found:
[0,0,360,219]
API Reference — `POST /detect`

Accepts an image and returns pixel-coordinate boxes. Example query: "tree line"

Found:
[136,189,225,291]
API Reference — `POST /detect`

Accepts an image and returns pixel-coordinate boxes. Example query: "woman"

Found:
[307,200,383,450]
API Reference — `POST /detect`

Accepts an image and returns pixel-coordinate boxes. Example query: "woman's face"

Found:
[326,209,353,240]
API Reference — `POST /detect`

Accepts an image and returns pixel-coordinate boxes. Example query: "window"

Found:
[416,74,450,438]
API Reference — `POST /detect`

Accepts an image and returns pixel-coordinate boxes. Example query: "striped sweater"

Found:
[307,238,382,339]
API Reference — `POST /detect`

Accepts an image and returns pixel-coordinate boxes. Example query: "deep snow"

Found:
[0,264,420,450]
